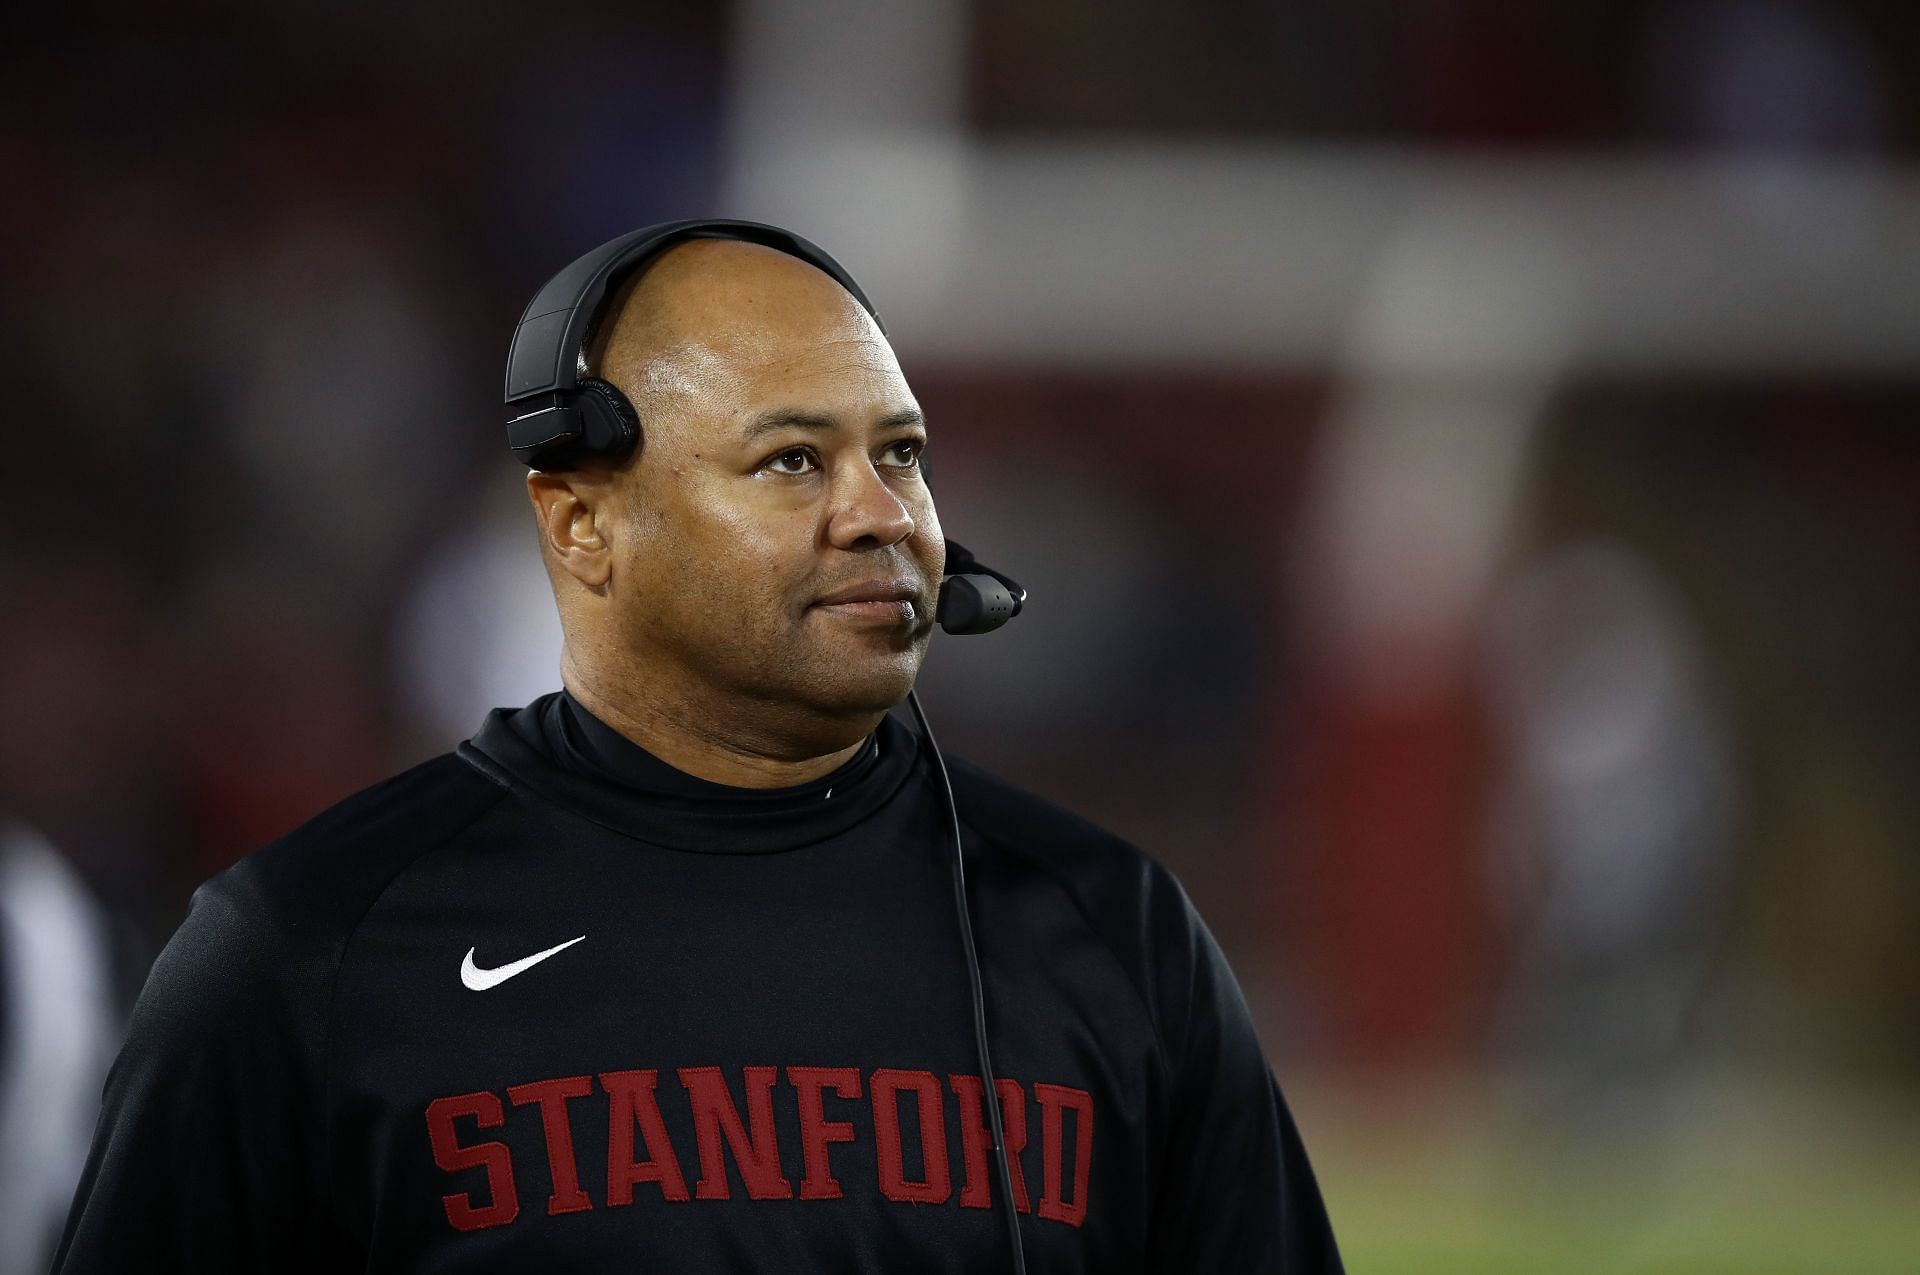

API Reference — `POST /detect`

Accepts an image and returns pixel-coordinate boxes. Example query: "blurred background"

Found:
[4,1,1919,1270]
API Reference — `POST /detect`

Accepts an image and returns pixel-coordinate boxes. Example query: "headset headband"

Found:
[504,218,884,466]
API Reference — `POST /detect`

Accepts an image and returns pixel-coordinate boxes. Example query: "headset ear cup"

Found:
[574,377,641,457]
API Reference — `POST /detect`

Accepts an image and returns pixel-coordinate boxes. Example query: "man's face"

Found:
[594,252,944,728]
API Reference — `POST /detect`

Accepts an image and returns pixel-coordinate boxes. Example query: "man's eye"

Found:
[880,440,924,469]
[765,447,818,475]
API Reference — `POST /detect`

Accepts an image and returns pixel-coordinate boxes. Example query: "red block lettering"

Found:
[1034,1083,1094,1227]
[600,1069,691,1205]
[870,1068,951,1205]
[506,1075,595,1215]
[788,1066,863,1200]
[677,1066,794,1200]
[425,1091,521,1232]
[948,1074,1031,1212]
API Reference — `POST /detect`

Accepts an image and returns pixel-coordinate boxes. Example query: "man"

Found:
[56,224,1342,1271]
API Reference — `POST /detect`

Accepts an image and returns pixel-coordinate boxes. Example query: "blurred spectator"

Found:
[1481,539,1736,1147]
[0,823,119,1275]
[393,485,565,749]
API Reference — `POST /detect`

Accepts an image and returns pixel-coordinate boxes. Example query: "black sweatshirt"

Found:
[55,692,1342,1273]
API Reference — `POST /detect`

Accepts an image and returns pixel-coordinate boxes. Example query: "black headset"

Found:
[505,219,1031,1273]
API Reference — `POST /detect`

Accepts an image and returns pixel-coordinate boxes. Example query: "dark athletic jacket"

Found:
[55,691,1342,1273]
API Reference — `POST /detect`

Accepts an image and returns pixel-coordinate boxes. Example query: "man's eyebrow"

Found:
[742,411,838,442]
[741,406,926,441]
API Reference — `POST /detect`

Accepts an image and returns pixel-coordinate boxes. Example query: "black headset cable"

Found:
[906,688,1030,1275]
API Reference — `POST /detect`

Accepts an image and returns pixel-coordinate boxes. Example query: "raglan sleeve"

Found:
[52,869,333,1274]
[1141,863,1343,1273]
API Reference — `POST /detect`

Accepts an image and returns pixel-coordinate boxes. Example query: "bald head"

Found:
[585,239,882,432]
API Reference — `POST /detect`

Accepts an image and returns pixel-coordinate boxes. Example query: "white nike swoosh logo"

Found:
[460,935,586,991]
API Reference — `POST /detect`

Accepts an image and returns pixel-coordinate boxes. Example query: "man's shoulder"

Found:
[130,750,507,1051]
[942,752,1190,923]
[945,754,1134,854]
[243,747,507,872]
[194,749,508,963]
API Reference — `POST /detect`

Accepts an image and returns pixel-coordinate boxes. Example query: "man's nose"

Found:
[824,458,915,550]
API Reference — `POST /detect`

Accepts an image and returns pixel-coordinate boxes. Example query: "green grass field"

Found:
[1295,1070,1920,1274]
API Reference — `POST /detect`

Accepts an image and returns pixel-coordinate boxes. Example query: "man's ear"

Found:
[527,470,614,591]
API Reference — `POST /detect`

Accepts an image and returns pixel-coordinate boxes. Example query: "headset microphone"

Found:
[938,541,1026,636]
[510,221,1030,1275]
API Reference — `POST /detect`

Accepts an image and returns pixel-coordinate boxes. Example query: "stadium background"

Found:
[3,2,1919,1270]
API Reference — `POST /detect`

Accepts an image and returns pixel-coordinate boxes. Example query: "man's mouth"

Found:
[809,578,925,626]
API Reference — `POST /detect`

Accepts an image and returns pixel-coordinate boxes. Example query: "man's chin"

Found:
[793,648,925,719]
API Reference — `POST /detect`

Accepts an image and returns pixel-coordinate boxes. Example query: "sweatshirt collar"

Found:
[463,690,920,854]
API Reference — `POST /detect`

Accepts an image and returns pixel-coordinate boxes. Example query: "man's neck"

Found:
[561,665,874,789]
